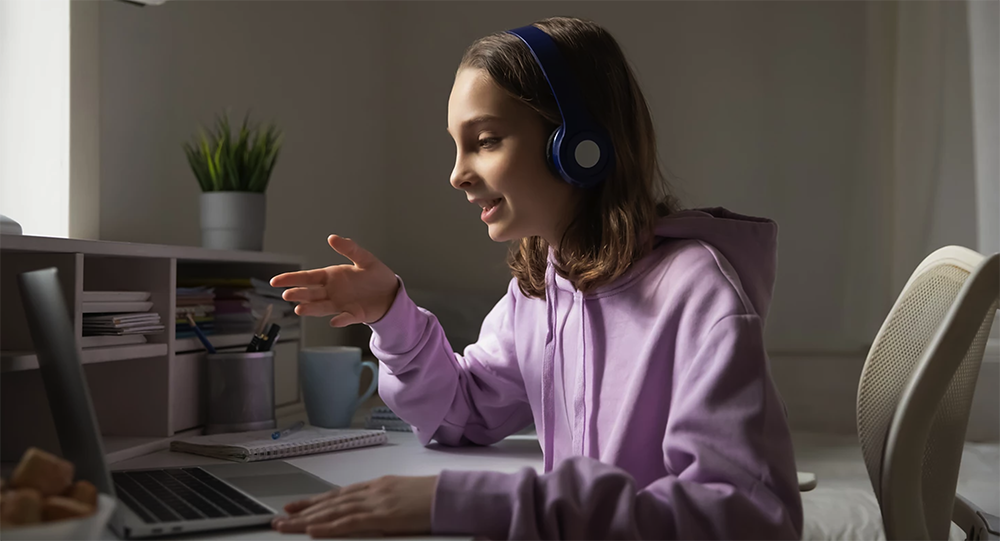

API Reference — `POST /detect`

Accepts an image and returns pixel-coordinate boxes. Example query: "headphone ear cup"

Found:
[545,128,560,176]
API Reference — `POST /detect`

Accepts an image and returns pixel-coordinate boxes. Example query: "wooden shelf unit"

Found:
[0,234,305,463]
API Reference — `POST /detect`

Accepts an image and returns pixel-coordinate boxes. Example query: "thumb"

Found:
[327,235,378,268]
[329,312,361,328]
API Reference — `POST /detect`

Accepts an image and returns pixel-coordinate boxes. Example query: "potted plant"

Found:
[183,111,282,251]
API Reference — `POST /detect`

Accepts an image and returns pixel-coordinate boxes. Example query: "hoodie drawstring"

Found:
[571,292,587,456]
[541,264,557,472]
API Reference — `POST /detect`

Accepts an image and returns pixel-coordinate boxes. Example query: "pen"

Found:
[258,323,280,352]
[271,420,305,440]
[246,305,274,352]
[185,314,216,354]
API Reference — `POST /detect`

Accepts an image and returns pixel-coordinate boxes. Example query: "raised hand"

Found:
[270,235,399,327]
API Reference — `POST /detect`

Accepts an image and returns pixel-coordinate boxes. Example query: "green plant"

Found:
[183,111,282,193]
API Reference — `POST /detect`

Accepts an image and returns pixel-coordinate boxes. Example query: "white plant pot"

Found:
[200,192,266,251]
[1,214,23,235]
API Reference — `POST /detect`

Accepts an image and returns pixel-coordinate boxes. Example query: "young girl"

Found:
[270,16,802,540]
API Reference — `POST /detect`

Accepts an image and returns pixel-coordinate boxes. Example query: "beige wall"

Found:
[97,1,974,353]
[100,1,393,346]
[377,1,876,352]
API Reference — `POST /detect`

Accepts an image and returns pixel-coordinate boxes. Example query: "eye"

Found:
[478,137,501,149]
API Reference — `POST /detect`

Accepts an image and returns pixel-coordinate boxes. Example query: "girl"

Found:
[270,16,802,540]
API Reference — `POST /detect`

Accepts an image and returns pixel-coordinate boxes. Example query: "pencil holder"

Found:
[205,350,276,434]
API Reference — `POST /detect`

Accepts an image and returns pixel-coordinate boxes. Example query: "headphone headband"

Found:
[507,25,614,188]
[508,25,592,136]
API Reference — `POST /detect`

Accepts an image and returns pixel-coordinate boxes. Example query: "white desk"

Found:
[105,431,544,540]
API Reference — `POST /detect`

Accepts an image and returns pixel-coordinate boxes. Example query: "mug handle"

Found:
[354,360,379,408]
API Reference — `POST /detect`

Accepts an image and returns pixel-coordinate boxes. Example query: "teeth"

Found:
[479,199,501,210]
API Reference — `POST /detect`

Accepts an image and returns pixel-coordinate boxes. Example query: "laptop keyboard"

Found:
[112,468,273,524]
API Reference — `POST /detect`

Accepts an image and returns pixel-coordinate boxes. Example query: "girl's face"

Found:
[447,68,579,246]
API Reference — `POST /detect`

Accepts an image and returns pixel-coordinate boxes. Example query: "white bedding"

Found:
[794,432,1000,540]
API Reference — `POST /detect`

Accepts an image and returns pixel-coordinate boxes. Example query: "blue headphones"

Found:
[507,25,615,188]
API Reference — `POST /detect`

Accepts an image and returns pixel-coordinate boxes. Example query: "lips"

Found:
[478,198,504,223]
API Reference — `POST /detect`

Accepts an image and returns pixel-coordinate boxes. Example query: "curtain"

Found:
[844,0,992,349]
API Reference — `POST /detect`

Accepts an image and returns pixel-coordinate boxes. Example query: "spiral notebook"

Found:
[170,427,388,463]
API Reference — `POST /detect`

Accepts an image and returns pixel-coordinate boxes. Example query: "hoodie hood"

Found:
[548,207,778,320]
[653,207,778,320]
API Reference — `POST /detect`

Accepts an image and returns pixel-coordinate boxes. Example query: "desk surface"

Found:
[105,431,544,540]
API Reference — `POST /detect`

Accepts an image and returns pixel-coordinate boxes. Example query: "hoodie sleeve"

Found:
[431,314,803,540]
[367,277,533,446]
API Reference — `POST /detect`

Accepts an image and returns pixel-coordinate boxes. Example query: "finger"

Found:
[282,285,329,303]
[283,489,339,514]
[329,312,361,328]
[328,235,379,269]
[295,301,340,317]
[295,496,368,522]
[271,268,329,288]
[326,481,372,497]
[306,513,380,538]
[276,502,371,533]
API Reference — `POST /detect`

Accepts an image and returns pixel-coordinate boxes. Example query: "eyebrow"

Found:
[446,114,501,135]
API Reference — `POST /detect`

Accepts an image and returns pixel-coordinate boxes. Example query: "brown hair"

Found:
[459,16,677,299]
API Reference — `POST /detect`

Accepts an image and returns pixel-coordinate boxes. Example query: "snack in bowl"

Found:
[0,447,99,529]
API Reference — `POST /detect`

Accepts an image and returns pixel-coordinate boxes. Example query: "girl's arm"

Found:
[368,278,532,446]
[430,314,803,540]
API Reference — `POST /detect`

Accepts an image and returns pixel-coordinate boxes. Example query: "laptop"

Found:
[17,267,336,538]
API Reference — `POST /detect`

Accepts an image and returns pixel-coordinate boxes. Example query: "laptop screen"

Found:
[17,267,116,497]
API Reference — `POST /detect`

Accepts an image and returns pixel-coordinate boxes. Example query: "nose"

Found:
[450,152,477,191]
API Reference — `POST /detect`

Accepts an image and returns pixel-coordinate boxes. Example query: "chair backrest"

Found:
[856,246,999,540]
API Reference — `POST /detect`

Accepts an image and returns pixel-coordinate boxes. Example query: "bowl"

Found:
[1,494,117,540]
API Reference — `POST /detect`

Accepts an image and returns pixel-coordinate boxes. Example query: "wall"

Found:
[98,1,985,355]
[99,0,392,346]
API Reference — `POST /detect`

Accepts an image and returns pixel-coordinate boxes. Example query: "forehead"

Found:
[447,68,518,131]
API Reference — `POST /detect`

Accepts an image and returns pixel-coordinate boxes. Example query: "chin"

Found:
[487,223,515,243]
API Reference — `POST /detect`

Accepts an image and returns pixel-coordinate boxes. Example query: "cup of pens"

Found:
[205,350,276,434]
[192,306,283,434]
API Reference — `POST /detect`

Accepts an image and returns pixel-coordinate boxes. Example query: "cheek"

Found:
[488,148,549,199]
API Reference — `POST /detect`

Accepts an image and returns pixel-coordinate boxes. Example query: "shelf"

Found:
[0,234,302,265]
[174,328,300,354]
[0,343,168,372]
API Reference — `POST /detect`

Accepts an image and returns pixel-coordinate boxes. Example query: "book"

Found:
[83,311,164,336]
[79,334,148,348]
[81,291,151,303]
[364,418,413,432]
[170,427,388,463]
[364,406,413,432]
[82,301,154,313]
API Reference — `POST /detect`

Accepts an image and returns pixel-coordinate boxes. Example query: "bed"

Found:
[795,431,999,540]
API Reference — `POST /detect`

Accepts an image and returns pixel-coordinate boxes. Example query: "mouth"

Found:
[475,197,504,223]
[476,198,503,211]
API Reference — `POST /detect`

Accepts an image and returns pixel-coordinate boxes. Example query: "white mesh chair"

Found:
[857,246,999,540]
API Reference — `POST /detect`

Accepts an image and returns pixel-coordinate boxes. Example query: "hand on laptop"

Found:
[271,474,436,537]
[271,235,400,327]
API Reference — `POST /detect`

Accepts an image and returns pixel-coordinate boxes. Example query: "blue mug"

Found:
[299,346,378,428]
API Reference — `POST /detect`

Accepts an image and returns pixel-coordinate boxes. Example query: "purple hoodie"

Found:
[369,208,803,540]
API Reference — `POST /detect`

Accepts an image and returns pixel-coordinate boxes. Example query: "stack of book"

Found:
[179,277,298,335]
[364,406,412,432]
[176,286,216,339]
[81,291,164,347]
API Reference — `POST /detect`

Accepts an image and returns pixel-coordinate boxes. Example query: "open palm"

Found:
[270,235,399,327]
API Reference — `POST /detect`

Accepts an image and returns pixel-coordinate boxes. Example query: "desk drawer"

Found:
[170,352,207,433]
